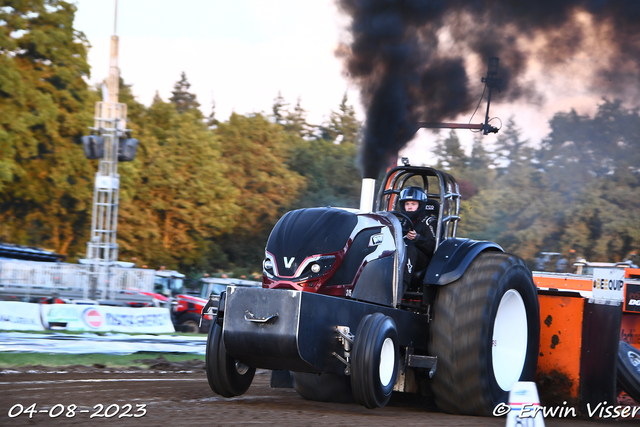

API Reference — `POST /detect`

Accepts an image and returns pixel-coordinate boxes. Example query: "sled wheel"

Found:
[617,341,640,402]
[205,321,255,397]
[292,372,354,402]
[178,313,201,333]
[430,252,540,416]
[350,313,399,409]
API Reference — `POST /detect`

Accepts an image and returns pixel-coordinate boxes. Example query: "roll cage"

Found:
[375,165,461,250]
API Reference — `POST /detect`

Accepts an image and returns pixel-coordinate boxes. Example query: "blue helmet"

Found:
[399,186,427,204]
[399,186,427,217]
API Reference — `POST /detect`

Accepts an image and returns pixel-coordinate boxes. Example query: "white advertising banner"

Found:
[0,301,45,331]
[592,267,625,302]
[41,304,175,333]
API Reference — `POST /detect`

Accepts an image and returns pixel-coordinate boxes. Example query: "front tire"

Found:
[350,313,399,409]
[205,321,255,397]
[430,252,540,415]
[178,313,201,333]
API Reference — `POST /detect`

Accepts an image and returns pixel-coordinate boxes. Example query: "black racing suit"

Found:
[402,213,437,294]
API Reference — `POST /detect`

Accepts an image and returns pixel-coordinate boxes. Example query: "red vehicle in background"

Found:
[149,272,261,333]
[147,270,210,333]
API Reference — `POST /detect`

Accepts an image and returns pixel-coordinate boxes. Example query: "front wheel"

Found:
[177,313,201,333]
[430,252,540,416]
[292,372,353,402]
[350,313,399,409]
[205,321,255,397]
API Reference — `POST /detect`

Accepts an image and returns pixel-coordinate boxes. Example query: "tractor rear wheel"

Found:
[430,252,540,416]
[206,321,255,397]
[350,313,399,409]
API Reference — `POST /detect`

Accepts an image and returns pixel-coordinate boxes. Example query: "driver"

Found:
[397,186,437,292]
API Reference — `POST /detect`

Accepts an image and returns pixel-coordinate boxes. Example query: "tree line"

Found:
[0,0,361,278]
[2,0,639,278]
[435,103,640,270]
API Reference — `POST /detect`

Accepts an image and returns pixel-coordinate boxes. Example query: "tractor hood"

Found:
[265,208,358,277]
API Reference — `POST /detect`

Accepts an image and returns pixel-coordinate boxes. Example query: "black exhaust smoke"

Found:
[337,0,640,178]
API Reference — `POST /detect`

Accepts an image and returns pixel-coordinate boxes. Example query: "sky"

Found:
[71,0,608,167]
[72,0,361,133]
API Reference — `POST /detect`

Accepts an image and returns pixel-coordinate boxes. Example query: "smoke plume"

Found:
[336,0,640,178]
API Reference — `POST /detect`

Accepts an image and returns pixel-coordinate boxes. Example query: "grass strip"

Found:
[0,352,205,368]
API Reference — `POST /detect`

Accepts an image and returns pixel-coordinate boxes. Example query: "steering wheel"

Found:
[391,212,414,236]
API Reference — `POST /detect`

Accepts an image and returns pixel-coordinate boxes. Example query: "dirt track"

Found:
[1,365,639,426]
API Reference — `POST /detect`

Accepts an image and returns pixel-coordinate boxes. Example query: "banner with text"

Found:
[41,304,175,333]
[0,301,45,331]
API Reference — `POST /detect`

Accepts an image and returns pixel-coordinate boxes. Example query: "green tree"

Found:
[468,133,492,171]
[452,101,640,267]
[493,117,533,174]
[0,0,96,257]
[169,71,201,115]
[287,138,361,209]
[284,97,313,138]
[432,130,467,171]
[215,113,306,270]
[453,132,495,193]
[116,96,239,271]
[561,174,640,262]
[322,92,360,144]
[271,91,288,125]
[459,164,563,262]
[206,98,219,128]
[540,99,640,197]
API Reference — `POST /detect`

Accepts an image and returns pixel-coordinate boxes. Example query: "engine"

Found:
[262,207,405,306]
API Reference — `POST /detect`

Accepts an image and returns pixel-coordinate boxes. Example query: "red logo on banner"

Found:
[83,308,103,328]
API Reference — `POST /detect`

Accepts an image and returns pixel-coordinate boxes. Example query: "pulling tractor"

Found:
[202,164,540,415]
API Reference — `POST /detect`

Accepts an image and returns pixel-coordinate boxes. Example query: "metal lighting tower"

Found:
[84,0,130,300]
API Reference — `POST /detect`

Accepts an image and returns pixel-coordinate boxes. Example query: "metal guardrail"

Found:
[0,260,155,302]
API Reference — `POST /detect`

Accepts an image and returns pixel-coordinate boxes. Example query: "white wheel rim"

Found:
[379,337,395,387]
[235,361,249,375]
[492,289,528,391]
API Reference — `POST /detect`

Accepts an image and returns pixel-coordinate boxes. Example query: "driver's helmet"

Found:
[399,186,427,219]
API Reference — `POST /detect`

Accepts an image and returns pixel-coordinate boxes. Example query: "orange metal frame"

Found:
[536,294,584,397]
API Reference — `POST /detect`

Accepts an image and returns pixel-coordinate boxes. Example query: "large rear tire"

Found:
[292,372,354,402]
[205,321,255,397]
[350,313,399,409]
[430,252,540,415]
[617,340,640,403]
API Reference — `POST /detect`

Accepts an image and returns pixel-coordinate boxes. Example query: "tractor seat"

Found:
[424,198,440,219]
[406,199,440,288]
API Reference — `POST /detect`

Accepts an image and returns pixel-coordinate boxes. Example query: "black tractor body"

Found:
[205,165,540,414]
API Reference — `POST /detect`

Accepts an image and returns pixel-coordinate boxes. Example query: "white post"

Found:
[359,178,376,213]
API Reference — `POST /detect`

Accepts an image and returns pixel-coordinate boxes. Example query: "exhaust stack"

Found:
[359,178,376,213]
